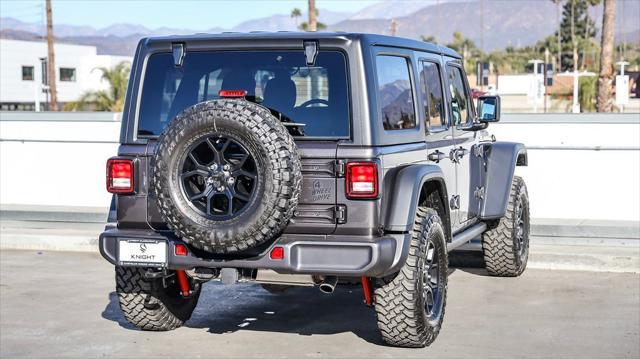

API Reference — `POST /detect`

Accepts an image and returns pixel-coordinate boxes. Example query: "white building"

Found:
[0,39,132,111]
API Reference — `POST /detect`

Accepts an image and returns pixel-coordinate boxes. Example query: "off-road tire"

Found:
[116,266,201,331]
[482,176,530,277]
[152,99,301,254]
[374,207,448,348]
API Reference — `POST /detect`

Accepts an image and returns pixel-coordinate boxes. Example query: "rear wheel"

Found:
[374,207,448,348]
[115,267,200,331]
[482,176,530,277]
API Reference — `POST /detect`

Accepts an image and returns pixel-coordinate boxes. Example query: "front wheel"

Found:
[374,207,448,348]
[482,176,530,277]
[115,267,201,331]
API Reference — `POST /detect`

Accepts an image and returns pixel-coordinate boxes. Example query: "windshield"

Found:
[137,50,350,138]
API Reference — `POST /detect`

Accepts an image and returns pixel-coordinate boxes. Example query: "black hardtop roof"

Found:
[142,31,461,59]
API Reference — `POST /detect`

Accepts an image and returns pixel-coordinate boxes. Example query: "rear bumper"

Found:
[99,228,410,277]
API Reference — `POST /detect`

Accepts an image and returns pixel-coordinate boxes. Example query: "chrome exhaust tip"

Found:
[318,276,338,294]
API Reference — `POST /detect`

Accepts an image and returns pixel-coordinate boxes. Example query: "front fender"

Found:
[479,142,527,219]
[382,164,447,232]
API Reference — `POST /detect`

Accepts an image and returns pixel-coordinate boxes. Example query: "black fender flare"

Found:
[479,142,527,220]
[382,164,449,233]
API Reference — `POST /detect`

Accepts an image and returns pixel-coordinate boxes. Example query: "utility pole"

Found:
[436,0,440,42]
[45,0,58,111]
[308,0,317,32]
[390,19,397,36]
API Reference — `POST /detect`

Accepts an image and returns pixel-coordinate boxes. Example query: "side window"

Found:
[418,61,446,129]
[375,55,416,130]
[446,65,472,126]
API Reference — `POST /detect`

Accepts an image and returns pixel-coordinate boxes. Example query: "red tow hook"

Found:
[361,276,373,306]
[175,270,190,297]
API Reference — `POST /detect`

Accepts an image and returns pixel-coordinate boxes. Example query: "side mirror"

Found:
[477,95,501,123]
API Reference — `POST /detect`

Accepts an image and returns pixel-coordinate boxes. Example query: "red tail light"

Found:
[270,246,284,260]
[106,158,134,194]
[218,89,247,98]
[346,162,378,199]
[175,243,188,256]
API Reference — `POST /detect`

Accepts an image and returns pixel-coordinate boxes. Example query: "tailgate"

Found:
[284,141,340,234]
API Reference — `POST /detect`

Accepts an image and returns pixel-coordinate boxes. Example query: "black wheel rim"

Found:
[514,198,529,258]
[422,238,442,318]
[179,134,258,220]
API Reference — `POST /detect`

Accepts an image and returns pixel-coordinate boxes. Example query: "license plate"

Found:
[118,239,167,267]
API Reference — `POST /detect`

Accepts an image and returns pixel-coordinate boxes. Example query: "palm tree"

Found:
[597,0,616,112]
[291,8,302,28]
[64,62,130,111]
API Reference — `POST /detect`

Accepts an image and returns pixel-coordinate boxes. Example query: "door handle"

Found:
[449,147,468,163]
[428,150,446,163]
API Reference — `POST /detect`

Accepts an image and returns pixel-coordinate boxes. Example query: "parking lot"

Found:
[1,249,638,358]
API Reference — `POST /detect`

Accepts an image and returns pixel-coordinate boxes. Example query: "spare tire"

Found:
[151,99,301,254]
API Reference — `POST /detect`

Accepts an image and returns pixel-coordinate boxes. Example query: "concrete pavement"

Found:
[1,249,639,358]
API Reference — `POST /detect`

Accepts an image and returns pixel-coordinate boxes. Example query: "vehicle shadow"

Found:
[101,261,488,344]
[101,283,385,345]
[448,251,492,276]
[101,291,137,330]
[188,283,385,345]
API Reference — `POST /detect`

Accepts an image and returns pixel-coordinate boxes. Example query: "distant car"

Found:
[99,32,529,348]
[471,88,487,98]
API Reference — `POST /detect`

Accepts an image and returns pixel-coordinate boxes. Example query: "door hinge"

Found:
[474,186,485,199]
[449,195,460,210]
[335,205,347,224]
[334,160,346,177]
[473,145,485,158]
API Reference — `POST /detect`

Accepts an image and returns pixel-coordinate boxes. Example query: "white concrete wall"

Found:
[0,39,132,104]
[0,112,120,207]
[490,116,640,222]
[0,112,639,222]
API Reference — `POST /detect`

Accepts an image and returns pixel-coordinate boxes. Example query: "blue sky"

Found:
[1,0,381,30]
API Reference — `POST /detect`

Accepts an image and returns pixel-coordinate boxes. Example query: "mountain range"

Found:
[1,0,638,56]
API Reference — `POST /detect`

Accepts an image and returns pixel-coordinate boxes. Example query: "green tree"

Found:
[579,75,597,112]
[290,8,302,28]
[64,62,130,111]
[299,21,326,31]
[556,0,598,71]
[299,7,326,31]
[446,32,482,70]
[420,35,437,44]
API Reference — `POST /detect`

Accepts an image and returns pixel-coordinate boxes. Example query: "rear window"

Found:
[375,55,416,130]
[137,50,349,138]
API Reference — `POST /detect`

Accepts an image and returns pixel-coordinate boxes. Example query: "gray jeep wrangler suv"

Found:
[100,32,529,347]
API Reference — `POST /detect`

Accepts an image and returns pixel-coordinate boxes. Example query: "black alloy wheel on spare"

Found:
[151,99,301,254]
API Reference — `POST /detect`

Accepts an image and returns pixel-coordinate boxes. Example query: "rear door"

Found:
[445,62,479,229]
[416,56,457,228]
